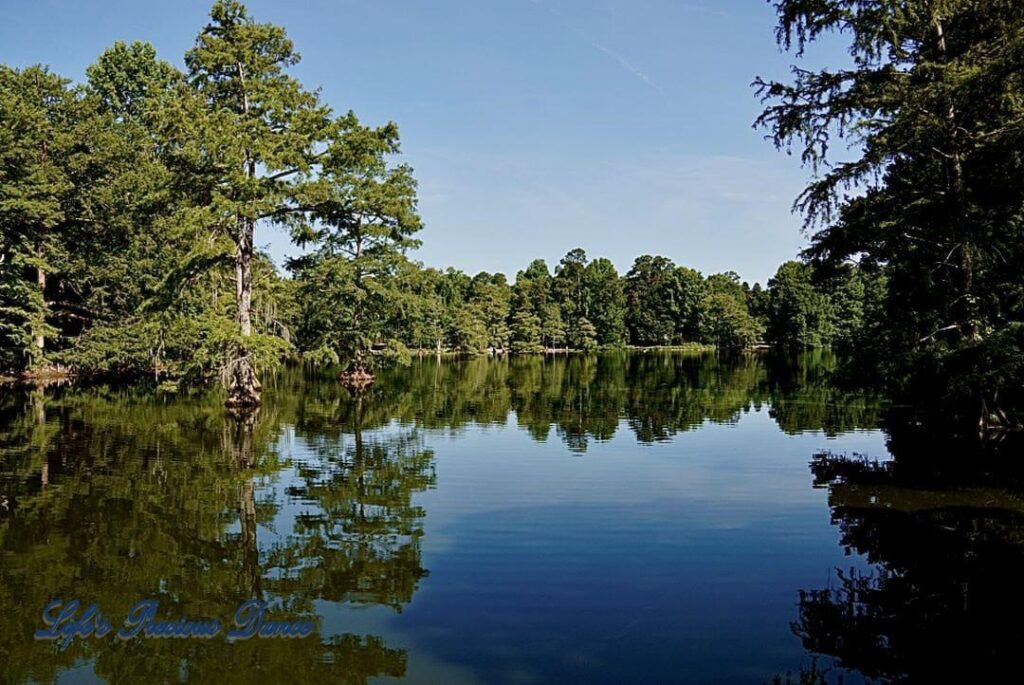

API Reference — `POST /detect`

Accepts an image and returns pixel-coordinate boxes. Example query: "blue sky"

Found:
[0,0,847,285]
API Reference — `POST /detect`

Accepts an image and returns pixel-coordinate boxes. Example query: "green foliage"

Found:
[510,309,544,354]
[7,0,984,425]
[584,257,626,345]
[0,65,78,368]
[757,0,1024,424]
[703,292,760,349]
[512,259,552,317]
[673,266,707,343]
[0,375,434,682]
[0,255,51,372]
[288,108,421,370]
[553,248,589,338]
[624,255,680,345]
[449,305,490,353]
[511,251,624,350]
[86,40,179,120]
[0,2,417,388]
[744,281,769,330]
[467,272,512,351]
[766,261,834,348]
[540,302,566,349]
[569,316,599,351]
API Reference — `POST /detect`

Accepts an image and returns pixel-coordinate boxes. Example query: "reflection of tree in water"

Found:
[509,354,621,452]
[0,352,887,682]
[621,351,766,441]
[0,385,431,684]
[765,350,884,437]
[786,428,1024,683]
[274,392,435,608]
[288,350,881,453]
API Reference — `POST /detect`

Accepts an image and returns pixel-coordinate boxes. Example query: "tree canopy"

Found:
[756,0,1024,429]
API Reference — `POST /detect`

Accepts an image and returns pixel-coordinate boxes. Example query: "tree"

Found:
[540,302,566,349]
[0,66,76,368]
[756,0,1024,428]
[449,304,489,353]
[624,255,678,346]
[55,43,191,382]
[85,40,179,122]
[673,266,707,343]
[765,261,834,348]
[702,272,761,349]
[510,309,543,354]
[553,248,589,342]
[510,259,554,350]
[744,281,770,331]
[467,272,511,352]
[512,259,553,318]
[584,257,626,345]
[292,114,421,372]
[174,0,331,406]
[568,315,598,351]
[702,292,760,349]
[0,256,49,373]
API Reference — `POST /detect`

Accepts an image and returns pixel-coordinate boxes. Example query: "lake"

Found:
[2,351,1022,683]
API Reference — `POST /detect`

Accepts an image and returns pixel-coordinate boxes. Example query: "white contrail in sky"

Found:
[529,0,664,94]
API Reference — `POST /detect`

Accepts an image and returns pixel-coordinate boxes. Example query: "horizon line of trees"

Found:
[298,247,883,363]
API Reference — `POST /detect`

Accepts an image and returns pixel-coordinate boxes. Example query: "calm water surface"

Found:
[2,352,1022,683]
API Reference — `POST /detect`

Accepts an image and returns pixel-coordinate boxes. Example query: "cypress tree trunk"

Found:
[236,216,253,338]
[226,217,261,408]
[33,264,46,353]
[932,13,978,345]
[35,138,48,358]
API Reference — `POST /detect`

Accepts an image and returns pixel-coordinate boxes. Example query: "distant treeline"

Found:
[329,248,885,360]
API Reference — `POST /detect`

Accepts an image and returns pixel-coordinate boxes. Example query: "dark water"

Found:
[1,352,1022,684]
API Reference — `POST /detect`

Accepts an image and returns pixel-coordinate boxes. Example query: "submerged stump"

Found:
[225,352,262,408]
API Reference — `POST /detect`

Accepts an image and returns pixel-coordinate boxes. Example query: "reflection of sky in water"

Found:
[254,408,887,685]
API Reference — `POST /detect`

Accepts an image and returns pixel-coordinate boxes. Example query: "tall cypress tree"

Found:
[291,114,422,372]
[176,0,330,406]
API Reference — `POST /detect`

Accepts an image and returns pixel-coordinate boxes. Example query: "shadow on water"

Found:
[777,422,1024,684]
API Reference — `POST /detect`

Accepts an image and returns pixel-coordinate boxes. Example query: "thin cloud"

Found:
[529,0,664,94]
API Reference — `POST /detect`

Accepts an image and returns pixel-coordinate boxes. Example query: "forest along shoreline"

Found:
[3,1,1023,436]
